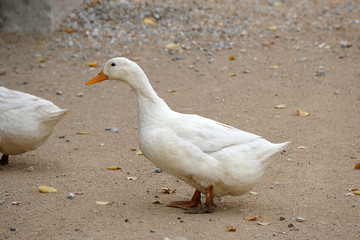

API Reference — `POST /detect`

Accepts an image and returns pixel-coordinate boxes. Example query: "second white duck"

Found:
[86,58,290,214]
[0,87,69,167]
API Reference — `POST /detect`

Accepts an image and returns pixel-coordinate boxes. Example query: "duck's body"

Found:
[0,87,69,165]
[87,58,289,213]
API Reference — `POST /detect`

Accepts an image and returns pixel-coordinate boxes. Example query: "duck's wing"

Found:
[170,113,261,154]
[0,87,43,112]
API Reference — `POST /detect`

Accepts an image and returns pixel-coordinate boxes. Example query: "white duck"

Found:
[86,58,289,214]
[0,87,69,167]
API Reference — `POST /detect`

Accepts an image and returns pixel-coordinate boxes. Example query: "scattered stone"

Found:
[150,229,156,233]
[105,127,119,133]
[0,200,5,205]
[10,226,16,231]
[25,166,34,171]
[67,192,75,199]
[56,91,63,95]
[0,70,6,75]
[77,92,84,97]
[155,168,162,173]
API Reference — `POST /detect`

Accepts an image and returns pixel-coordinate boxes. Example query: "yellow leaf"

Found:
[354,191,360,196]
[40,40,46,45]
[249,191,258,195]
[87,62,97,67]
[166,43,181,51]
[151,199,164,204]
[272,1,282,7]
[77,132,90,135]
[258,221,270,226]
[107,166,122,170]
[245,214,261,221]
[297,146,307,149]
[39,186,57,193]
[38,57,46,63]
[274,104,287,109]
[229,73,237,77]
[297,109,310,117]
[167,89,176,93]
[269,65,279,69]
[226,226,236,232]
[64,28,75,34]
[268,25,278,31]
[142,17,154,25]
[229,55,236,61]
[135,149,143,155]
[96,201,110,205]
[354,163,360,169]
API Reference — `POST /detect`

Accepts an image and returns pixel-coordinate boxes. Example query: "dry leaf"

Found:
[295,217,306,222]
[161,187,176,194]
[257,221,270,226]
[349,188,358,191]
[87,62,97,68]
[274,104,287,109]
[354,191,360,196]
[135,149,143,155]
[166,43,181,51]
[96,201,110,205]
[64,28,75,34]
[354,163,360,169]
[107,166,122,170]
[127,176,137,180]
[38,57,46,63]
[229,73,237,77]
[297,109,310,117]
[77,132,89,135]
[142,18,154,25]
[229,55,236,61]
[245,214,261,221]
[167,89,176,93]
[151,199,164,204]
[268,25,278,31]
[249,191,259,195]
[39,186,57,193]
[269,65,279,69]
[297,146,307,149]
[226,226,236,232]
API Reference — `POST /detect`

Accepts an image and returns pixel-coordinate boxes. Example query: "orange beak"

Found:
[86,69,109,85]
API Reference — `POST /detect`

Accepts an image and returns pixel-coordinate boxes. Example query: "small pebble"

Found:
[150,229,156,233]
[77,92,84,97]
[155,168,162,173]
[105,127,119,133]
[56,91,63,95]
[0,70,6,75]
[10,226,16,231]
[0,200,5,205]
[67,192,75,199]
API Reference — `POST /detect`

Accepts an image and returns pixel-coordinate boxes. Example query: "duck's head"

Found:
[86,57,145,86]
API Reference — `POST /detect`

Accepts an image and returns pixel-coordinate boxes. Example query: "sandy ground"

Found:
[1,1,360,239]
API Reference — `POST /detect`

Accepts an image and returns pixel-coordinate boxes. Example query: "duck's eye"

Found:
[111,63,116,67]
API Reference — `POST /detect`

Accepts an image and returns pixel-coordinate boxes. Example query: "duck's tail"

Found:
[258,140,290,168]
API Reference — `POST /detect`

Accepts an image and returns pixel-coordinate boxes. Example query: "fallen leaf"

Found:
[38,57,46,63]
[107,166,122,170]
[295,217,306,222]
[297,146,307,149]
[135,149,143,155]
[269,65,279,69]
[127,176,137,181]
[166,43,181,51]
[257,221,270,226]
[249,191,259,195]
[245,214,261,221]
[96,201,110,205]
[268,25,278,31]
[87,62,97,68]
[142,17,154,25]
[161,188,176,194]
[77,132,89,135]
[354,191,360,196]
[75,192,84,195]
[272,1,282,7]
[297,109,310,117]
[167,89,176,93]
[226,226,236,232]
[229,55,236,61]
[64,28,75,34]
[39,186,57,193]
[349,188,358,191]
[274,104,287,109]
[151,199,164,204]
[354,163,360,169]
[229,73,237,77]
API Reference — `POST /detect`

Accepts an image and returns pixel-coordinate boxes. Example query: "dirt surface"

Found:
[1,0,359,239]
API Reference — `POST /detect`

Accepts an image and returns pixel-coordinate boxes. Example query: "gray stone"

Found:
[0,0,82,34]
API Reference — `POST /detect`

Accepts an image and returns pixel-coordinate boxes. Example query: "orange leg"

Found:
[184,186,217,214]
[167,189,201,209]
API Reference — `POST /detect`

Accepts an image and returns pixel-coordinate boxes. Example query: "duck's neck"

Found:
[130,74,172,126]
